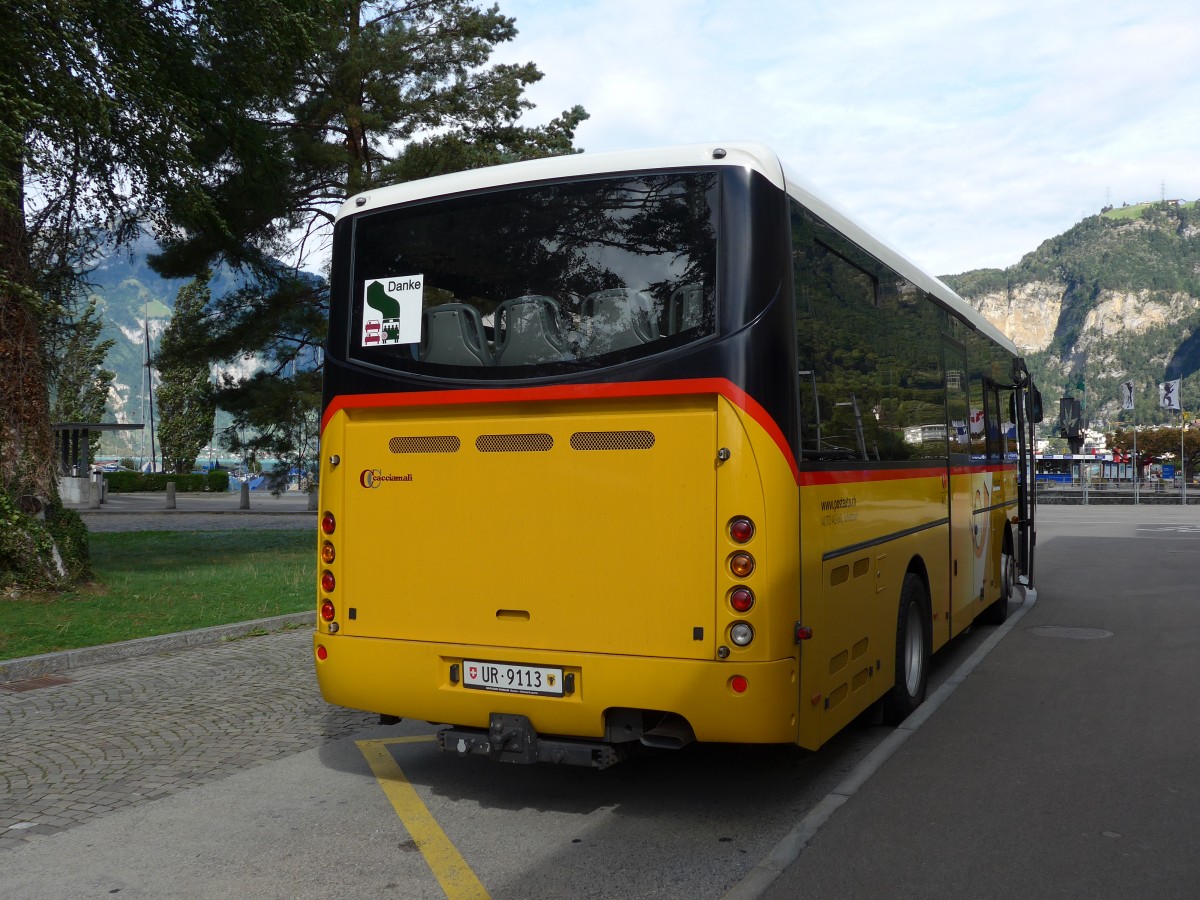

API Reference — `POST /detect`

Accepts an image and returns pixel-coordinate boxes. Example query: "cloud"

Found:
[497,0,1200,274]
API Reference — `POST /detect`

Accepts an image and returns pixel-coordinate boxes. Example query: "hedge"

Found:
[105,470,231,493]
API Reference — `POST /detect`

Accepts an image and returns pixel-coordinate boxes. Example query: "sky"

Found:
[490,0,1200,277]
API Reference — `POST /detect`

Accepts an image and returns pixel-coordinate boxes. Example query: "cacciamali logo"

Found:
[359,468,414,488]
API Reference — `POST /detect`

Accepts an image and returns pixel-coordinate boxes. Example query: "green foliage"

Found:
[104,472,221,493]
[0,492,90,590]
[218,369,321,495]
[1,0,326,588]
[46,295,116,466]
[148,1,588,494]
[157,275,217,473]
[1108,426,1200,478]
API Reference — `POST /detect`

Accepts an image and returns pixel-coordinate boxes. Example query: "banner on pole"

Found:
[1159,379,1181,410]
[1121,380,1135,410]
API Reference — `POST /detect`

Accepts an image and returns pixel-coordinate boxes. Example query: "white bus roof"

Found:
[339,142,1015,355]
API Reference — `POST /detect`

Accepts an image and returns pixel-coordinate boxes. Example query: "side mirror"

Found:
[1009,389,1045,424]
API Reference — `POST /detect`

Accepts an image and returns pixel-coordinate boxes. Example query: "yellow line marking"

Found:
[356,737,489,899]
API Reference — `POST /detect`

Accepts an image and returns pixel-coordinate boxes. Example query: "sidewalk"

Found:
[748,505,1200,899]
[63,488,317,515]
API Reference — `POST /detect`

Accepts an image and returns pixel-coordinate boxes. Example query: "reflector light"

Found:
[320,600,335,621]
[730,553,755,578]
[321,512,336,535]
[729,587,755,613]
[730,675,748,694]
[730,622,754,646]
[729,516,755,543]
[321,570,335,593]
[316,645,328,661]
[321,541,336,564]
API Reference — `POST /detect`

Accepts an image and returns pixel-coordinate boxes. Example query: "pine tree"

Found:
[157,277,217,475]
[149,1,588,475]
[0,0,325,587]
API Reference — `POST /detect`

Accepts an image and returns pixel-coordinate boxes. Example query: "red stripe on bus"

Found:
[800,468,939,486]
[800,462,1014,487]
[323,378,802,483]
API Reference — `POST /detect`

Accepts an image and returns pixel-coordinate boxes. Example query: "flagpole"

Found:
[1175,371,1184,506]
[1134,410,1139,506]
[1124,379,1138,505]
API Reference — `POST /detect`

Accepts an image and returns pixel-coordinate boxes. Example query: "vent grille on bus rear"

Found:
[475,433,554,453]
[570,430,656,451]
[388,436,461,454]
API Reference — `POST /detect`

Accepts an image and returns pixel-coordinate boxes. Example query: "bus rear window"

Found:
[347,172,718,376]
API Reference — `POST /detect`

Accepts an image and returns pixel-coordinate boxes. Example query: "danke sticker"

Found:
[362,275,423,346]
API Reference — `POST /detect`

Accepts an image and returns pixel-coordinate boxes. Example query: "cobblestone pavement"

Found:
[0,623,375,852]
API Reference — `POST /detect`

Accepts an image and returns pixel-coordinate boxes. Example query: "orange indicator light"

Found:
[730,553,755,578]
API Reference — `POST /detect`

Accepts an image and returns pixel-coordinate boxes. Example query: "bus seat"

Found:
[420,303,493,366]
[667,283,703,333]
[494,295,568,365]
[580,289,660,354]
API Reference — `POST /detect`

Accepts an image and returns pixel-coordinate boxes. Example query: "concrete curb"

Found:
[75,510,316,516]
[0,612,316,684]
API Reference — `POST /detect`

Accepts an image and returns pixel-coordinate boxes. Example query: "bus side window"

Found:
[791,198,945,462]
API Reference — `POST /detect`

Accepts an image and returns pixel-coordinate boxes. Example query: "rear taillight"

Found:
[321,512,336,535]
[729,587,755,613]
[728,516,755,543]
[320,600,335,621]
[321,570,335,592]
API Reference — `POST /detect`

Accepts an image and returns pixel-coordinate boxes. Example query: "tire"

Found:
[882,573,930,725]
[980,533,1014,625]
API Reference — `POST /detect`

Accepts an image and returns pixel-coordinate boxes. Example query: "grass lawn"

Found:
[1103,200,1197,221]
[1,530,314,662]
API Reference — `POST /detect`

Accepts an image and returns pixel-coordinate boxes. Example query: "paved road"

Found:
[70,490,316,533]
[3,503,1198,897]
[760,504,1200,899]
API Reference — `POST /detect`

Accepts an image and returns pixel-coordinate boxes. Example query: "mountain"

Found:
[942,201,1200,432]
[83,235,294,459]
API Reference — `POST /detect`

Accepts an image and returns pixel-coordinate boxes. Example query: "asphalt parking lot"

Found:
[3,501,1199,898]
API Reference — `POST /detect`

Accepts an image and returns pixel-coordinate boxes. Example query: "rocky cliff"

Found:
[945,202,1200,427]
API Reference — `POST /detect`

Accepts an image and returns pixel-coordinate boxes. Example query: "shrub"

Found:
[104,472,223,493]
[0,492,90,589]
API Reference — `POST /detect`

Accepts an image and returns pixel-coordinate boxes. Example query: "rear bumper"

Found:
[314,634,799,744]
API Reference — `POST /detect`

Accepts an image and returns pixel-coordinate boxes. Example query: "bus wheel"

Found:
[981,537,1014,625]
[882,573,930,725]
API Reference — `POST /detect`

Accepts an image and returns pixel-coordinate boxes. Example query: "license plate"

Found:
[462,660,564,697]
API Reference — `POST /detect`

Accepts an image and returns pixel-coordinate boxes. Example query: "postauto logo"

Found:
[359,468,413,488]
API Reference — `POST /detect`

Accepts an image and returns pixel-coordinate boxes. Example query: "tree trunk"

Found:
[0,167,55,513]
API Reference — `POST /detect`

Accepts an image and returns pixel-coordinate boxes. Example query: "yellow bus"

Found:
[315,143,1042,767]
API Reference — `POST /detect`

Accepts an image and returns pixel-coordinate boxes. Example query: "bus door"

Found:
[944,338,973,639]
